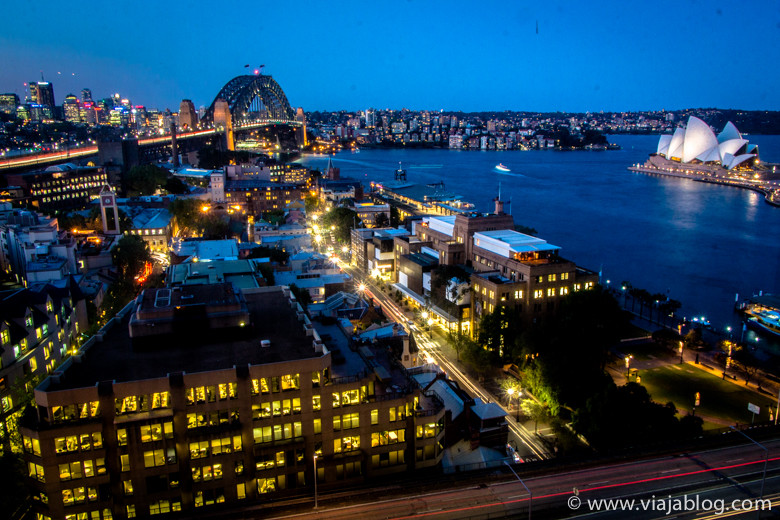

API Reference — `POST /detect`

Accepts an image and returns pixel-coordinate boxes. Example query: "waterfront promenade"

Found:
[628,161,780,207]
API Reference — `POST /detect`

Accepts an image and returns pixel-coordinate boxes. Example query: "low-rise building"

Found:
[0,205,77,284]
[6,164,108,212]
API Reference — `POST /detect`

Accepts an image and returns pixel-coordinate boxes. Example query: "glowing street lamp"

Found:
[625,355,633,377]
[506,386,522,421]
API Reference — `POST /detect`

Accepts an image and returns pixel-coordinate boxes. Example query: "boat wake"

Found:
[494,170,526,178]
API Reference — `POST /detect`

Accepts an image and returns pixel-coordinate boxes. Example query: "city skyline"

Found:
[2,0,780,113]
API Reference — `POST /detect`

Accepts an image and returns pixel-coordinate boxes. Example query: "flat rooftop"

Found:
[48,288,322,391]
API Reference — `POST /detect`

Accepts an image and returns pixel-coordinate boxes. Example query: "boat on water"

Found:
[495,163,510,172]
[746,308,780,338]
[739,294,780,338]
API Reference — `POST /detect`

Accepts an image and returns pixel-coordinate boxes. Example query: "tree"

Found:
[304,194,320,214]
[169,198,201,237]
[389,206,401,227]
[461,341,495,382]
[289,284,312,308]
[0,453,28,516]
[520,399,547,433]
[630,288,652,319]
[321,207,358,243]
[518,286,630,414]
[514,224,538,236]
[164,176,188,194]
[572,382,703,451]
[111,235,151,283]
[374,212,390,228]
[125,164,168,196]
[199,213,230,239]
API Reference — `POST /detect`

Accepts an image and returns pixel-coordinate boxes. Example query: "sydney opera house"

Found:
[655,116,759,170]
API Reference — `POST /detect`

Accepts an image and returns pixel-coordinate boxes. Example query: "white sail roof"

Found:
[653,118,757,168]
[718,138,747,158]
[657,134,672,155]
[717,121,741,143]
[682,117,718,163]
[668,127,686,160]
[725,153,755,170]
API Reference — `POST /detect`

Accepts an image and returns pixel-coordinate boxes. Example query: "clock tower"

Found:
[100,186,121,235]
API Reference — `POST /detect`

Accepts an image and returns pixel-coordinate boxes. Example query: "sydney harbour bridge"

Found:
[0,73,306,172]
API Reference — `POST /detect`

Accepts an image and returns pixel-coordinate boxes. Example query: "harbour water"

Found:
[296,135,780,354]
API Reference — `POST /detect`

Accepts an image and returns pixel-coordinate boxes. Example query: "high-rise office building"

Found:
[365,109,376,129]
[80,89,93,103]
[63,95,81,123]
[0,93,19,115]
[29,82,55,108]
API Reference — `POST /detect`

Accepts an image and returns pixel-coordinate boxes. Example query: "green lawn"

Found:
[637,364,776,430]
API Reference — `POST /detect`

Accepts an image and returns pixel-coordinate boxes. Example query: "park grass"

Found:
[637,363,776,430]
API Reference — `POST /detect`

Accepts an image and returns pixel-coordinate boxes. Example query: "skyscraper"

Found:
[29,81,55,107]
[0,93,19,115]
[62,94,80,123]
[365,108,376,128]
[80,88,93,103]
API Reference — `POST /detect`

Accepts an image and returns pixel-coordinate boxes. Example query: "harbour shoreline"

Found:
[627,165,780,207]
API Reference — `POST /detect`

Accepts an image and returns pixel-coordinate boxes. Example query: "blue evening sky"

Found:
[2,0,779,112]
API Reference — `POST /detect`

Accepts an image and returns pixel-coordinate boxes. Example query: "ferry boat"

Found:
[740,295,780,338]
[495,163,510,172]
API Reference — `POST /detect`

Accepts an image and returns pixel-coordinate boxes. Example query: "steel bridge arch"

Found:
[202,75,295,123]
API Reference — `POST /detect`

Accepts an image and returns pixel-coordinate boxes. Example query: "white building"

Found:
[0,204,76,284]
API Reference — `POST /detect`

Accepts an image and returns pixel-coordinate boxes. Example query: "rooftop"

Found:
[46,287,323,391]
[167,259,263,289]
[474,229,560,257]
[172,239,239,261]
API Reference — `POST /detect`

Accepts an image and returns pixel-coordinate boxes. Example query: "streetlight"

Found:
[678,341,684,364]
[503,460,532,520]
[507,387,521,421]
[313,454,318,509]
[427,317,434,338]
[624,355,633,378]
[729,426,767,519]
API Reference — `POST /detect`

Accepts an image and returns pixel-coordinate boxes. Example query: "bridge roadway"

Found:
[197,438,780,519]
[0,120,301,171]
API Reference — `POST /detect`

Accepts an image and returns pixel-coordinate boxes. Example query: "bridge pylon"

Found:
[212,99,235,151]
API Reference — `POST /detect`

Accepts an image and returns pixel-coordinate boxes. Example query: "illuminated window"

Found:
[533,290,543,299]
[547,288,555,297]
[28,462,45,482]
[257,477,276,494]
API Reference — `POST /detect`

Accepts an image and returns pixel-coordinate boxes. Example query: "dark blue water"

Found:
[297,135,780,352]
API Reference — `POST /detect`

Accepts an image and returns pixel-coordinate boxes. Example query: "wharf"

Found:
[628,165,780,207]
